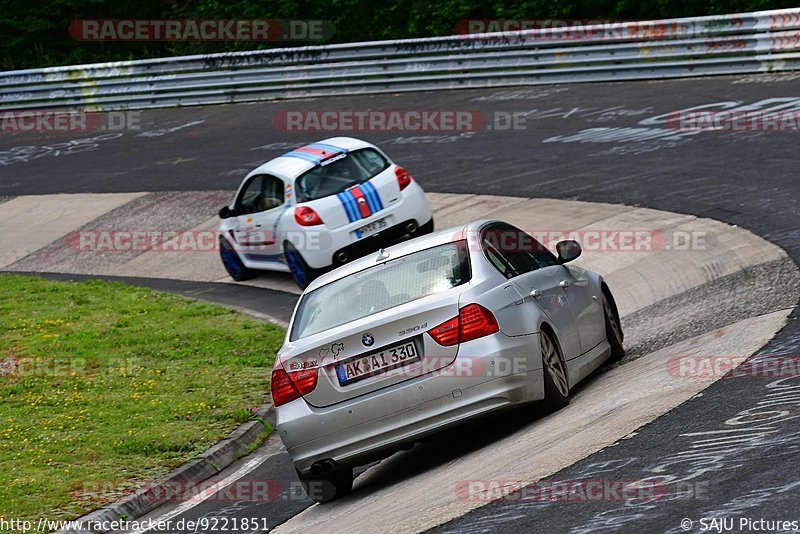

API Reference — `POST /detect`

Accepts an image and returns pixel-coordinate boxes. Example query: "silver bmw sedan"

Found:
[272,219,624,502]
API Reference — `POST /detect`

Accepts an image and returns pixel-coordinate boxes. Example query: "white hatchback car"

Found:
[218,137,434,288]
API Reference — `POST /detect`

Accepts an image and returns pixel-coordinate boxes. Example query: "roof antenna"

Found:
[377,249,390,261]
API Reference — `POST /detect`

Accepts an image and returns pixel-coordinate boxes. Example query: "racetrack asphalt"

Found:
[2,72,799,532]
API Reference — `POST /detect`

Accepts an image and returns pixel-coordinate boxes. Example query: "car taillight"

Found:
[395,166,412,191]
[271,367,318,406]
[458,303,499,342]
[428,316,460,346]
[428,304,499,346]
[295,206,323,226]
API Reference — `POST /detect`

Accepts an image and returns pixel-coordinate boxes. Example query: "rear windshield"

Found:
[295,148,390,202]
[290,241,471,341]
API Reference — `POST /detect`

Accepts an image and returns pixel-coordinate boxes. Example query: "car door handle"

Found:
[530,288,542,300]
[559,280,570,289]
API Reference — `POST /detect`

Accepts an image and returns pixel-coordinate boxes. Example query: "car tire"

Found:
[603,291,625,362]
[540,328,570,412]
[219,236,257,282]
[296,467,354,503]
[284,243,319,290]
[417,218,434,235]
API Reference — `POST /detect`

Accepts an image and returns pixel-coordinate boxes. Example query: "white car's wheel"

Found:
[219,236,256,282]
[284,243,320,289]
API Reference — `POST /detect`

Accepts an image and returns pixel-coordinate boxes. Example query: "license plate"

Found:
[355,217,388,239]
[336,341,418,385]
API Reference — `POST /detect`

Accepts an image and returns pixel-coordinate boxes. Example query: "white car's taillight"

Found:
[294,206,324,226]
[395,166,412,191]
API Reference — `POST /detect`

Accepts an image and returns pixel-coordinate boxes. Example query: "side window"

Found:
[522,228,559,269]
[234,175,284,215]
[481,223,557,278]
[262,175,285,211]
[235,176,263,215]
[483,238,518,279]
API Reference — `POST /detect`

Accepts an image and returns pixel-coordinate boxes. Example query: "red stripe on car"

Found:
[295,146,339,158]
[350,187,372,218]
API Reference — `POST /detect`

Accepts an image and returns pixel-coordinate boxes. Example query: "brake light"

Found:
[458,304,499,342]
[428,316,460,346]
[428,304,499,346]
[395,166,412,191]
[271,367,319,406]
[295,206,323,226]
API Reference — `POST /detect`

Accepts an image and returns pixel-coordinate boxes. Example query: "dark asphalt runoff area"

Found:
[1,72,798,532]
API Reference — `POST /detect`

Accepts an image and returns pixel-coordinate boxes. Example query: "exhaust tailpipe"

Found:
[336,251,348,264]
[310,462,324,476]
[321,459,336,473]
[406,221,418,234]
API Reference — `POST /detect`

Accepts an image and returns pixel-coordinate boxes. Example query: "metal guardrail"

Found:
[2,9,800,111]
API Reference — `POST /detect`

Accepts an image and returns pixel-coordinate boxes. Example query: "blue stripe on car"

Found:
[343,190,362,221]
[338,193,358,222]
[370,182,384,210]
[362,181,384,212]
[344,191,361,222]
[282,151,321,163]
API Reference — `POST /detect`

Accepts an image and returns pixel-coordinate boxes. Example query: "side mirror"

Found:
[219,206,232,219]
[556,240,581,264]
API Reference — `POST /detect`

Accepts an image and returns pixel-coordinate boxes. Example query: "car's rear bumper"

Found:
[330,217,432,267]
[276,332,544,475]
[303,181,432,269]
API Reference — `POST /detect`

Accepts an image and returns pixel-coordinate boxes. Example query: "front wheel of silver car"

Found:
[603,292,625,362]
[296,467,354,503]
[540,329,570,411]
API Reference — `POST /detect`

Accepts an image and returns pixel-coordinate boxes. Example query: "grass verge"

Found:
[0,274,283,525]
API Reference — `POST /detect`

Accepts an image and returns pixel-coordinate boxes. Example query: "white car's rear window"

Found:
[295,148,389,202]
[290,241,471,341]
